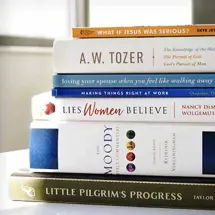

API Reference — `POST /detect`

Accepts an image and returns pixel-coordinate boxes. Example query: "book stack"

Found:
[9,25,215,211]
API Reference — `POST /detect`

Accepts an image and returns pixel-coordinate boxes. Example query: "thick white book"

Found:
[30,120,215,177]
[32,91,215,123]
[53,37,215,73]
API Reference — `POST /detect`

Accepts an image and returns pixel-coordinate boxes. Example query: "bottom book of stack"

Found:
[9,169,215,210]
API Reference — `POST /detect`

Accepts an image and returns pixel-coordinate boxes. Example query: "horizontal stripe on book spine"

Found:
[72,25,215,38]
[53,73,215,88]
[52,88,215,98]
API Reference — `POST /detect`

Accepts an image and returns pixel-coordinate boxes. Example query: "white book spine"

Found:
[53,37,215,73]
[30,120,215,177]
[32,92,215,123]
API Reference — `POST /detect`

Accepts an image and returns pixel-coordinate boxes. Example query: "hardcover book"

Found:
[71,24,215,38]
[32,91,215,122]
[29,120,215,178]
[9,170,215,210]
[53,36,215,73]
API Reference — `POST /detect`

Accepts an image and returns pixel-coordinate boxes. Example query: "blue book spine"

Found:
[52,88,215,98]
[53,73,215,88]
[30,128,58,169]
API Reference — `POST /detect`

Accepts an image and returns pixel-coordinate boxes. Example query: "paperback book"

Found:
[30,120,215,178]
[9,170,215,210]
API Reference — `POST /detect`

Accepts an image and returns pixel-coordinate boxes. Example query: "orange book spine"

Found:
[72,25,215,38]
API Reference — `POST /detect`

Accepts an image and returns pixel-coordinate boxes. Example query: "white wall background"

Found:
[0,0,70,38]
[0,0,192,38]
[0,47,53,153]
[90,0,192,27]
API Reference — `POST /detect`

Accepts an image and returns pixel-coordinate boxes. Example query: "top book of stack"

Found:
[72,24,215,38]
[53,24,215,74]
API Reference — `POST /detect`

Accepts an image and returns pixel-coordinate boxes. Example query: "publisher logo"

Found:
[80,30,94,35]
[126,163,136,172]
[40,102,55,116]
[126,152,135,161]
[21,185,36,199]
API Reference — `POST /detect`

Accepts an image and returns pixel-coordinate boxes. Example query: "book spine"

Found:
[53,37,215,73]
[29,120,215,178]
[52,88,215,98]
[32,92,215,122]
[9,175,215,210]
[72,25,215,38]
[53,73,215,88]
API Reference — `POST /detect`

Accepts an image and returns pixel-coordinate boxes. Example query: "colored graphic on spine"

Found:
[126,163,136,172]
[42,102,55,115]
[126,152,135,161]
[126,141,135,150]
[126,130,136,139]
[125,129,136,173]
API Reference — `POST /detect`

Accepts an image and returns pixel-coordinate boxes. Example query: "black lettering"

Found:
[77,106,82,114]
[137,52,144,63]
[123,52,128,63]
[63,106,67,113]
[80,52,86,64]
[116,52,122,63]
[109,52,114,63]
[126,107,131,114]
[130,52,135,63]
[92,52,102,63]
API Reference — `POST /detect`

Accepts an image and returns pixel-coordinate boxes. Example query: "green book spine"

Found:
[9,172,215,210]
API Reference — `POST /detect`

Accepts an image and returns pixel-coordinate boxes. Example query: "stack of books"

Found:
[9,24,215,210]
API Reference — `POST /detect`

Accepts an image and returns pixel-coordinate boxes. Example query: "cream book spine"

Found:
[32,91,215,123]
[53,37,215,73]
